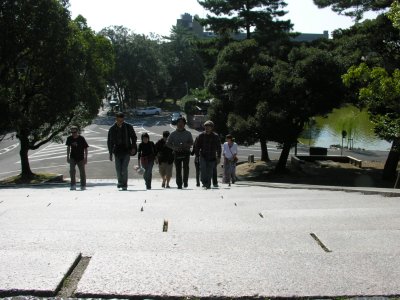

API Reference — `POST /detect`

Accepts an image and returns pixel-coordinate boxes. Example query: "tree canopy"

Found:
[0,0,113,178]
[197,0,291,39]
[313,0,392,21]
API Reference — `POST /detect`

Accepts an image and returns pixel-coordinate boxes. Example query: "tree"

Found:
[325,1,400,180]
[313,0,392,21]
[197,0,291,39]
[206,39,274,161]
[343,64,400,180]
[269,46,345,172]
[101,26,169,107]
[162,25,205,100]
[0,0,113,179]
[207,39,344,170]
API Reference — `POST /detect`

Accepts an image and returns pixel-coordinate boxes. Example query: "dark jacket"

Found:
[107,122,137,156]
[194,131,221,161]
[155,138,174,164]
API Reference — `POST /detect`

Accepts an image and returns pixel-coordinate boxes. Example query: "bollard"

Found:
[248,154,254,163]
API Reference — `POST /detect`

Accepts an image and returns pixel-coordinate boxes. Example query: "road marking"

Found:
[0,143,19,155]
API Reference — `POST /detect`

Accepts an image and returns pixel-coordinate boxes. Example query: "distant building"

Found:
[176,13,203,37]
[293,30,329,42]
[177,13,329,42]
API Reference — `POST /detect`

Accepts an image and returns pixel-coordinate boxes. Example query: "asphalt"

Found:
[1,179,400,299]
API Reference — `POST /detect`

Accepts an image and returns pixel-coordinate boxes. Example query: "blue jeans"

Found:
[143,160,154,188]
[200,157,216,188]
[115,153,130,187]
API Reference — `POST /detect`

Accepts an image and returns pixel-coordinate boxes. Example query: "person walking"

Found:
[223,134,238,184]
[194,120,221,189]
[155,131,174,188]
[66,126,89,191]
[138,133,155,190]
[107,112,137,190]
[166,117,193,189]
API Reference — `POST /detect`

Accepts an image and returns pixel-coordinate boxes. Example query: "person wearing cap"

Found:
[166,116,193,189]
[107,112,137,190]
[138,132,156,190]
[155,131,174,188]
[66,126,89,190]
[194,120,222,189]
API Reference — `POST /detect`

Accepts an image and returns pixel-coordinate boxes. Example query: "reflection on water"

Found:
[299,104,392,151]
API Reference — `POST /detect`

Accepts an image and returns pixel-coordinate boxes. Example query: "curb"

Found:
[235,181,400,197]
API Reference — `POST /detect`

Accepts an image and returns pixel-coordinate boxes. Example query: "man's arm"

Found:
[107,128,113,161]
[67,146,71,163]
[129,124,137,155]
[194,134,201,157]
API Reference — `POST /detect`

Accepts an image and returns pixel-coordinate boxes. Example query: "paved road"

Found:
[0,113,390,182]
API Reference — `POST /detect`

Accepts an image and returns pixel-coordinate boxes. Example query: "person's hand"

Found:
[109,154,113,161]
[130,148,137,156]
[217,157,221,165]
[67,157,70,163]
[84,158,88,165]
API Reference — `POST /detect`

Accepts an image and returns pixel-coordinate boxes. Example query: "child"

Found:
[155,131,174,188]
[138,133,155,189]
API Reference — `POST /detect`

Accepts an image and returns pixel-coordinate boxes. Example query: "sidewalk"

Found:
[1,179,400,298]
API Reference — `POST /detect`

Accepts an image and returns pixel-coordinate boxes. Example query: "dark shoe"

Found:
[70,185,76,191]
[213,184,219,188]
[80,186,86,191]
[166,185,171,188]
[121,186,127,191]
[177,186,182,189]
[196,183,200,187]
[117,184,121,188]
[184,183,188,188]
[162,182,165,188]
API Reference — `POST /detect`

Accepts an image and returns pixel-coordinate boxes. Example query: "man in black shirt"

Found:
[194,120,221,189]
[66,126,89,190]
[107,112,137,190]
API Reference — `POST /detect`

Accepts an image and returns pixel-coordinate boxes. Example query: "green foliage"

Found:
[180,88,212,115]
[313,0,392,21]
[162,25,205,99]
[388,1,400,29]
[0,0,113,176]
[197,0,291,40]
[101,26,169,107]
[343,63,400,141]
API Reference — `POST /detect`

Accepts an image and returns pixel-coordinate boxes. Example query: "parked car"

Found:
[135,107,161,116]
[170,112,182,125]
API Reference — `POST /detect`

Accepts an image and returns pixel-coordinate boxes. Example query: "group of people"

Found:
[66,111,238,191]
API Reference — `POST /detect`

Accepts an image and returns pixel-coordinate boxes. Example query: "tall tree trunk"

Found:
[275,141,291,173]
[260,137,270,162]
[19,135,34,179]
[382,138,400,181]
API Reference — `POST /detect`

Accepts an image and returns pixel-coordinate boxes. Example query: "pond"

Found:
[299,104,392,151]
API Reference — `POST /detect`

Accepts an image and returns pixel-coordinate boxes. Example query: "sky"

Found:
[68,0,375,37]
